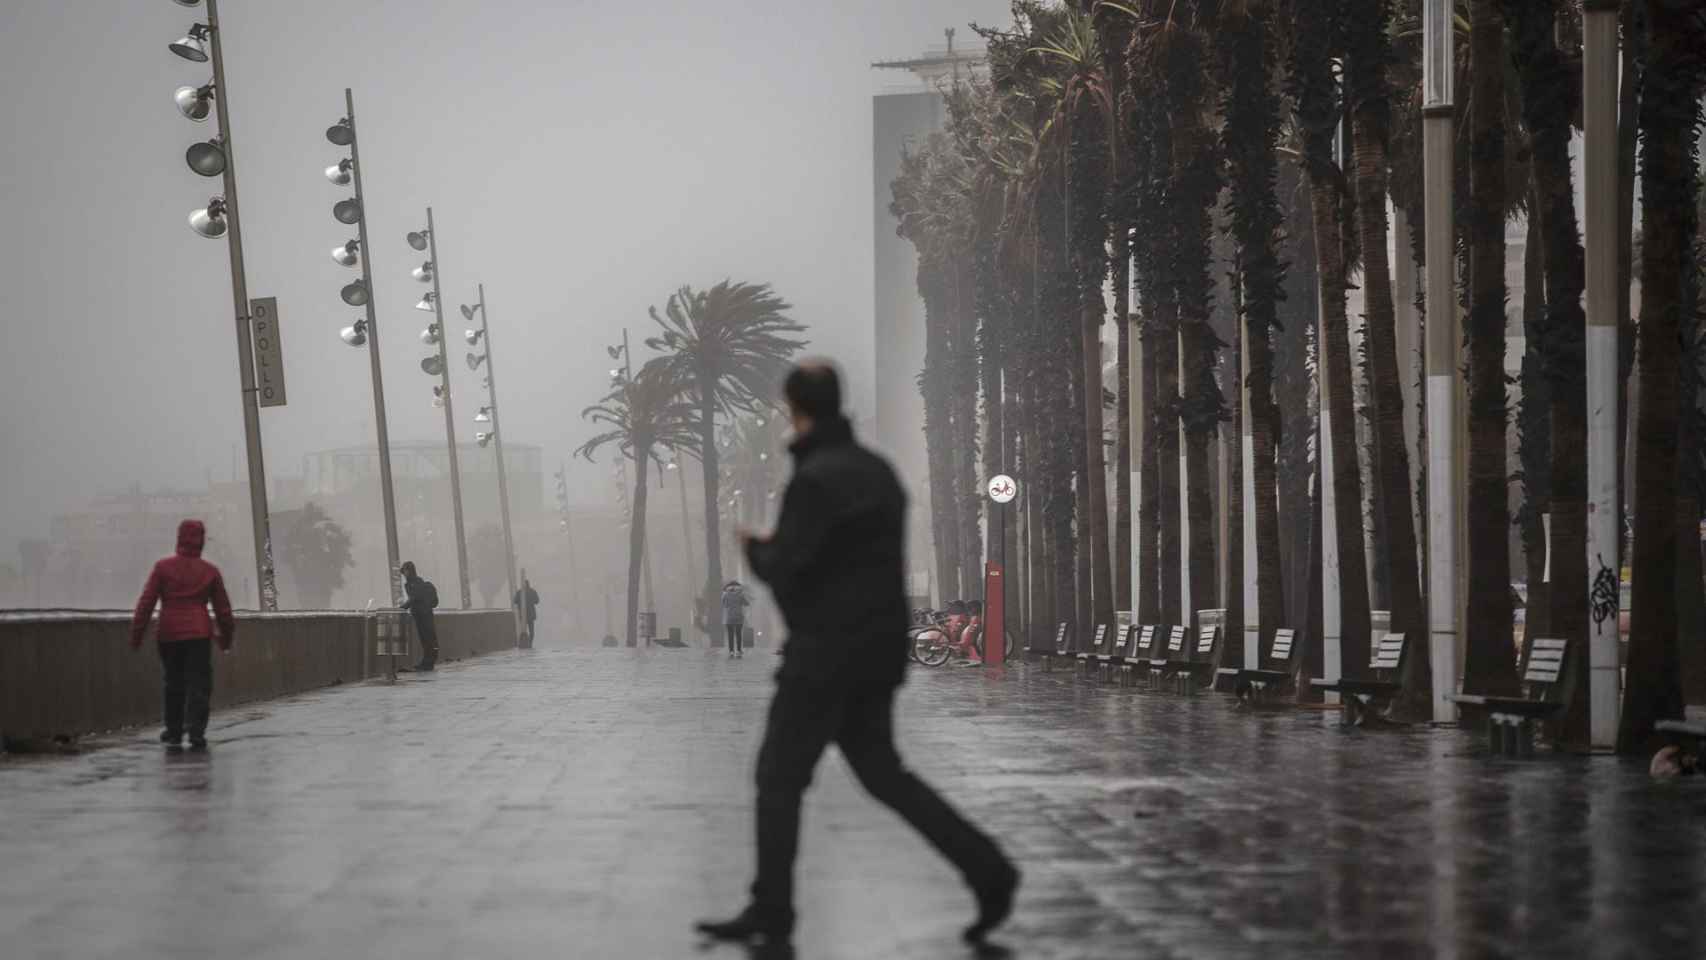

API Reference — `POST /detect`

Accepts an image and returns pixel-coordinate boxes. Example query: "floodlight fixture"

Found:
[340,278,369,306]
[406,230,429,252]
[420,324,441,346]
[326,118,354,147]
[174,84,214,121]
[332,197,361,224]
[415,292,437,312]
[421,355,445,377]
[331,240,360,267]
[412,261,434,283]
[185,137,226,177]
[325,159,353,186]
[169,24,212,63]
[339,321,367,347]
[187,196,227,238]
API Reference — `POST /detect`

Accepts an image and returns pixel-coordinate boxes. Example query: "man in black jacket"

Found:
[695,363,1018,948]
[399,561,439,671]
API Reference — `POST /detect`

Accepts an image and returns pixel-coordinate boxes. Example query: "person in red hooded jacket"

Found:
[130,519,235,751]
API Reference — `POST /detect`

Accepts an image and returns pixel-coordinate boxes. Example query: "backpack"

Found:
[421,579,439,610]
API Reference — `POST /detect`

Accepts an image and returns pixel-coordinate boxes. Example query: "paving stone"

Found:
[3,647,1705,958]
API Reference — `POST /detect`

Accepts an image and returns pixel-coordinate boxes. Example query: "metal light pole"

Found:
[180,0,275,608]
[472,286,521,641]
[417,208,472,608]
[337,88,402,605]
[1421,0,1460,722]
[1583,0,1621,750]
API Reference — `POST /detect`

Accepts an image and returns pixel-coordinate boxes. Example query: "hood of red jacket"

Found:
[176,520,206,558]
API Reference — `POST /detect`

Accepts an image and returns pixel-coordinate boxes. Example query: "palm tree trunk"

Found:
[697,386,721,638]
[1138,316,1162,624]
[1615,0,1644,575]
[1156,305,1182,627]
[1507,0,1588,741]
[1068,306,1094,638]
[1617,0,1701,751]
[1115,250,1133,614]
[954,261,984,598]
[1347,0,1425,706]
[627,444,653,648]
[1460,0,1519,698]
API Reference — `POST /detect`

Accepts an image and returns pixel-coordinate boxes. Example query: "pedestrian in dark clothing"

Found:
[399,561,439,671]
[695,363,1018,949]
[514,573,541,646]
[721,581,750,657]
[130,519,234,751]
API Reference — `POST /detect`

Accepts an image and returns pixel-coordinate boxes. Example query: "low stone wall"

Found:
[0,609,515,743]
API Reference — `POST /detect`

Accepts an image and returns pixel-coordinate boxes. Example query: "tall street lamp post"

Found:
[464,287,521,643]
[327,89,402,604]
[170,0,276,608]
[409,211,472,609]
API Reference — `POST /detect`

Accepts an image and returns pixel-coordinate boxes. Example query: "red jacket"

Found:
[130,520,236,649]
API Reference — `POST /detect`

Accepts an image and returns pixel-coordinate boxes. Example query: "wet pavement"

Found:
[2,646,1704,960]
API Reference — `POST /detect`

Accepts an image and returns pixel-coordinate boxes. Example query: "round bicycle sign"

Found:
[987,474,1018,504]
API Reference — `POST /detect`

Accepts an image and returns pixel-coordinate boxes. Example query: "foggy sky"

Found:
[0,0,1009,559]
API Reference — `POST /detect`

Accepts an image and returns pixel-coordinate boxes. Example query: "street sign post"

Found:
[250,296,286,408]
[984,475,1017,668]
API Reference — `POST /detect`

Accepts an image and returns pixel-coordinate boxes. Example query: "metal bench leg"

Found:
[1341,696,1358,727]
[1486,715,1503,755]
[1518,720,1535,758]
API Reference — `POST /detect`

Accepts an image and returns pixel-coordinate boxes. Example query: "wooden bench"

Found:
[1095,622,1133,682]
[1311,632,1407,726]
[1218,627,1298,703]
[1026,622,1071,671]
[1073,624,1113,679]
[1118,625,1157,687]
[1159,622,1221,695]
[1146,626,1188,692]
[1449,637,1568,757]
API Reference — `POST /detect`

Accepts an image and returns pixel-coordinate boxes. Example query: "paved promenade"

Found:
[2,645,1703,959]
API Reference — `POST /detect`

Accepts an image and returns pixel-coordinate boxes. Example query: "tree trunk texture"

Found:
[626,444,652,648]
[952,261,984,600]
[1507,0,1589,742]
[697,382,722,640]
[1619,0,1702,751]
[1460,0,1520,698]
[1615,0,1644,575]
[920,263,963,604]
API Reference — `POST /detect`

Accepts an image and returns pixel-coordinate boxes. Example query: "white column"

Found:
[1583,3,1621,750]
[1132,320,1145,613]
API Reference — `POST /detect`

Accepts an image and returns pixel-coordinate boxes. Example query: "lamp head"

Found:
[474,407,492,423]
[331,240,360,267]
[339,279,369,307]
[324,159,352,186]
[325,118,354,147]
[420,324,440,346]
[463,329,482,346]
[174,84,213,122]
[339,322,367,347]
[185,137,225,177]
[412,261,434,283]
[459,303,477,321]
[477,431,495,448]
[332,198,361,225]
[466,352,488,371]
[421,355,445,377]
[406,230,429,252]
[187,197,227,238]
[414,293,437,312]
[169,24,211,63]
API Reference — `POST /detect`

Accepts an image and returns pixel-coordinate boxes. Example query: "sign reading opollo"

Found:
[250,296,286,408]
[987,474,1017,504]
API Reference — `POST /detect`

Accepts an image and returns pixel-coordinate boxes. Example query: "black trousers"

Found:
[413,613,439,663]
[751,675,1009,914]
[727,624,743,652]
[158,638,213,740]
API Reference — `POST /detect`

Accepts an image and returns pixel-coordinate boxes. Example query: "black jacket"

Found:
[746,416,909,686]
[401,575,438,622]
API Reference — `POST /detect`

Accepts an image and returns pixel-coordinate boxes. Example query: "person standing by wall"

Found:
[722,580,750,658]
[399,561,440,671]
[129,519,234,752]
[696,363,1018,948]
[515,572,541,646]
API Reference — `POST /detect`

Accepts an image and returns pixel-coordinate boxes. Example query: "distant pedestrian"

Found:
[722,581,750,658]
[696,362,1017,949]
[399,561,440,671]
[129,519,234,752]
[514,573,541,646]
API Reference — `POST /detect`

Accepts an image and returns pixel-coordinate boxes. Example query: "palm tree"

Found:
[1456,0,1521,697]
[1618,0,1705,753]
[1216,0,1287,657]
[645,282,805,630]
[578,360,698,648]
[1094,2,1136,614]
[1036,6,1117,629]
[1346,0,1425,700]
[275,502,352,609]
[1504,0,1589,741]
[1287,0,1373,675]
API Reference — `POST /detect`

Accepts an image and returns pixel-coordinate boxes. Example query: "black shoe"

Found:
[188,737,208,752]
[694,905,795,944]
[160,730,183,748]
[963,862,1020,944]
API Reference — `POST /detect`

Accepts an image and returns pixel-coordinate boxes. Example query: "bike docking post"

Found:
[983,473,1017,674]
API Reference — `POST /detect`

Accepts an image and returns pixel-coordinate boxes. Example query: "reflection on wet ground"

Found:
[1,647,1702,959]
